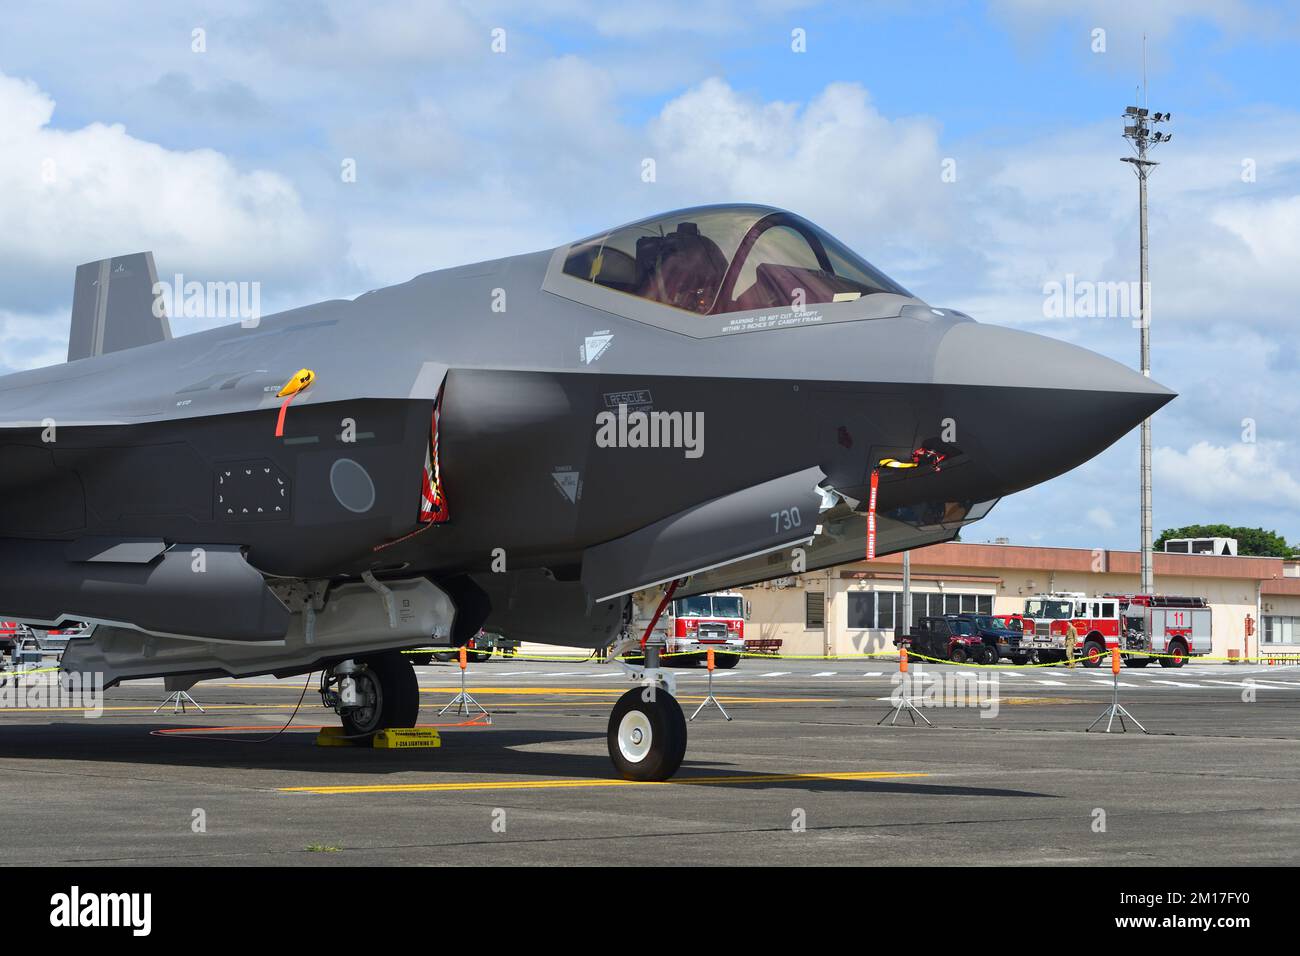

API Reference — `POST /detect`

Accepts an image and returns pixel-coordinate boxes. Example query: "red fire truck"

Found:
[1107,593,1210,668]
[638,591,746,668]
[1009,593,1114,667]
[1010,592,1209,668]
[0,621,29,656]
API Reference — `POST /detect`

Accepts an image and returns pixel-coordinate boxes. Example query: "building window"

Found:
[895,591,994,622]
[805,591,825,630]
[1262,615,1299,644]
[847,592,875,629]
[879,592,897,631]
[911,595,927,629]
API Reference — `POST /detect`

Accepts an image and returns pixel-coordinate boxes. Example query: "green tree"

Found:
[1155,524,1295,558]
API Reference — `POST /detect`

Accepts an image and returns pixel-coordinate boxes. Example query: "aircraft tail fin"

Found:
[67,252,172,361]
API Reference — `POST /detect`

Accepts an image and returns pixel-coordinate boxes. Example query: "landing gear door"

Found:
[581,466,827,603]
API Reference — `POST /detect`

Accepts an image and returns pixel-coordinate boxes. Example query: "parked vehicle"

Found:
[1109,593,1211,668]
[4,621,92,656]
[406,630,520,665]
[1017,592,1210,667]
[0,621,33,657]
[955,613,1025,663]
[36,621,92,651]
[1017,592,1115,666]
[635,591,747,668]
[895,615,996,664]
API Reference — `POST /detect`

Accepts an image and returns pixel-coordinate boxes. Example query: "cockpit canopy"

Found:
[560,205,909,316]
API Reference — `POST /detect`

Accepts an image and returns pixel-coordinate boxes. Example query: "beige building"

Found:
[741,542,1300,661]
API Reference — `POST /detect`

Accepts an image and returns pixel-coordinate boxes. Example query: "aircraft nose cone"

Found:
[932,323,1175,495]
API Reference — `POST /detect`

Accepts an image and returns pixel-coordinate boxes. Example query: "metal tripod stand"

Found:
[878,655,930,728]
[154,690,204,714]
[438,651,489,720]
[878,667,932,726]
[878,692,933,726]
[1086,664,1147,733]
[689,650,731,721]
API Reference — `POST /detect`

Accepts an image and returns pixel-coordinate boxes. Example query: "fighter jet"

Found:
[0,204,1172,779]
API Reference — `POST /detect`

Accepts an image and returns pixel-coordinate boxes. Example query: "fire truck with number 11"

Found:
[1004,592,1209,668]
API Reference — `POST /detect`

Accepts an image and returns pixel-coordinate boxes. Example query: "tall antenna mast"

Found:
[1143,33,1148,108]
[1121,39,1172,596]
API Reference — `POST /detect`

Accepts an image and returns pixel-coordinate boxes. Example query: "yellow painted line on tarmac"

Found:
[416,689,836,704]
[415,686,649,695]
[225,683,633,693]
[1001,696,1086,706]
[220,683,834,704]
[478,698,838,707]
[0,703,309,714]
[1,696,836,716]
[281,769,929,795]
[2,697,836,716]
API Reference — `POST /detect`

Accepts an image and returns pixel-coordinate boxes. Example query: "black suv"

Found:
[955,613,1024,664]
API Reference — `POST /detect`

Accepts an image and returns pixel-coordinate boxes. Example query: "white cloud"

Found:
[1154,441,1300,510]
[247,0,481,68]
[990,1,1287,47]
[648,79,947,243]
[491,0,817,39]
[0,307,68,373]
[0,70,339,309]
[1207,194,1300,298]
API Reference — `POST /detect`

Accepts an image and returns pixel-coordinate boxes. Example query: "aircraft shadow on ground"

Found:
[0,721,1055,798]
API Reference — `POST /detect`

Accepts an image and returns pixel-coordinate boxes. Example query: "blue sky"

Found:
[0,0,1297,551]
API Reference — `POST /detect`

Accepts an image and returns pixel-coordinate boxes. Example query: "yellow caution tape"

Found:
[0,665,61,678]
[392,646,1297,667]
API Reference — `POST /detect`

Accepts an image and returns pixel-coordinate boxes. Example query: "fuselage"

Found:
[0,204,1173,601]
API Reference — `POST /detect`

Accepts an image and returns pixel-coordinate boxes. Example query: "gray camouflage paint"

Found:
[0,204,1173,654]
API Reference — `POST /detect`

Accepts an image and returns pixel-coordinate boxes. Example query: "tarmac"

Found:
[0,655,1297,865]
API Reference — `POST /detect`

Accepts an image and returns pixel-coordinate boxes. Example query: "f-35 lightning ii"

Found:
[0,205,1172,778]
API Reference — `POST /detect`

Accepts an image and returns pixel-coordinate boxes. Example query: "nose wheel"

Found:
[608,687,687,781]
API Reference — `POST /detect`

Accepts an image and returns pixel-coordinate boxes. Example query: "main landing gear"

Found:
[321,650,420,740]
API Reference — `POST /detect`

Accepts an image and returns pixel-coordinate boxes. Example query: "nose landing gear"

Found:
[603,594,691,780]
[608,687,687,781]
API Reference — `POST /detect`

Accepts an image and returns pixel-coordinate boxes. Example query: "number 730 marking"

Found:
[771,507,802,533]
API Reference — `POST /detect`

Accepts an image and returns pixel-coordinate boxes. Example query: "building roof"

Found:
[869,541,1292,584]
